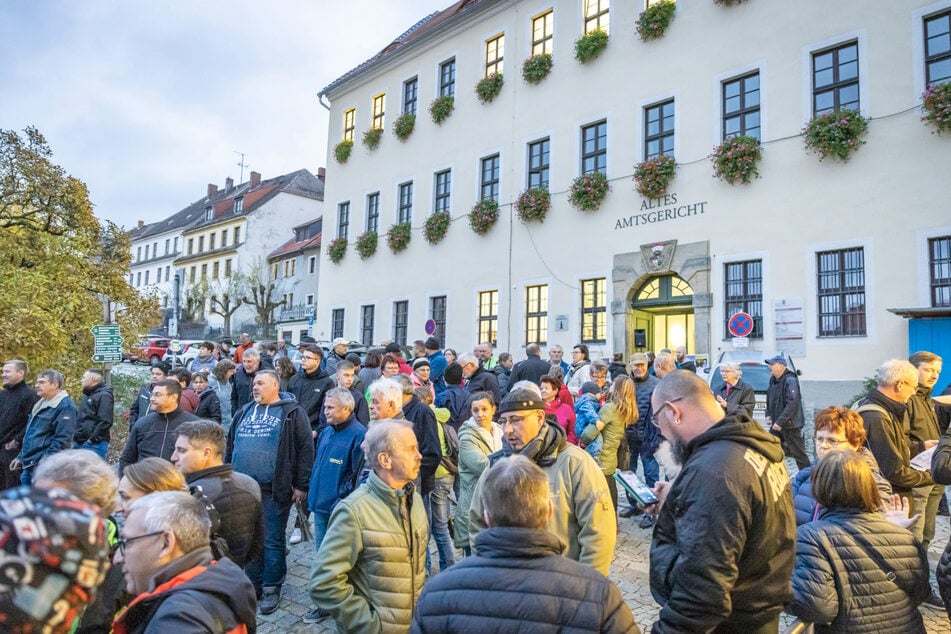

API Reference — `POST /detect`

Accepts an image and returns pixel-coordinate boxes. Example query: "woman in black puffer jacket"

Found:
[790,450,930,633]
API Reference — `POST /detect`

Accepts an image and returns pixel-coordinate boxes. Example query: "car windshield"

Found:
[710,364,773,393]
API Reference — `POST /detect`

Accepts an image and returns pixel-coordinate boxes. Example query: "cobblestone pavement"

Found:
[258,481,951,633]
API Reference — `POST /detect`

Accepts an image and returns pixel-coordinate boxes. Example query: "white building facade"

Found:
[315,0,951,393]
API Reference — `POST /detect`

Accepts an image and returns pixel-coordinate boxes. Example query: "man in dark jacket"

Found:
[288,344,335,438]
[505,343,550,392]
[413,455,638,633]
[648,370,796,633]
[128,365,167,424]
[459,353,501,405]
[622,353,662,527]
[765,355,810,469]
[74,368,115,459]
[172,420,264,569]
[316,360,369,428]
[231,348,261,414]
[425,337,449,395]
[434,362,470,431]
[226,370,313,615]
[118,379,198,476]
[905,351,945,556]
[12,369,77,486]
[112,491,257,633]
[0,359,39,488]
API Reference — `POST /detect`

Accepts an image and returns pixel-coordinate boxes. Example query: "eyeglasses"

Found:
[651,397,684,427]
[116,530,164,556]
[499,414,530,426]
[302,355,321,361]
[815,435,850,448]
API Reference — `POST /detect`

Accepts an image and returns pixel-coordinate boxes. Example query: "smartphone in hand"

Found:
[614,470,659,505]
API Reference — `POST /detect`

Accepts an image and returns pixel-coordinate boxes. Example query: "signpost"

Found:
[424,319,436,336]
[91,324,123,363]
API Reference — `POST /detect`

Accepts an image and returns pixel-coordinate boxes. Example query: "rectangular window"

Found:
[144,244,150,260]
[189,266,196,283]
[331,308,345,340]
[430,295,447,344]
[198,236,205,252]
[478,290,499,346]
[173,237,179,253]
[343,108,356,142]
[165,265,170,280]
[221,230,228,247]
[136,246,142,261]
[439,58,456,97]
[532,10,554,56]
[393,300,409,346]
[209,233,216,250]
[284,259,296,277]
[165,238,170,255]
[145,270,150,285]
[224,259,232,277]
[723,72,761,141]
[528,138,551,189]
[434,170,451,214]
[205,207,214,221]
[129,273,134,286]
[481,154,500,201]
[645,99,675,159]
[485,34,504,76]
[816,247,866,337]
[156,267,162,283]
[308,255,317,275]
[524,284,549,345]
[930,235,951,307]
[187,239,194,255]
[272,262,280,280]
[212,261,219,279]
[403,77,418,115]
[366,192,380,233]
[398,182,414,224]
[724,260,764,339]
[372,94,385,130]
[233,227,241,244]
[200,263,208,279]
[581,121,607,175]
[580,278,607,343]
[812,41,859,115]
[337,201,350,239]
[361,305,375,345]
[584,0,609,34]
[136,271,141,286]
[926,11,951,85]
[233,198,243,214]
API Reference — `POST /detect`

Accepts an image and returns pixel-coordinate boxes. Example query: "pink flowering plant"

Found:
[429,95,455,124]
[393,113,415,141]
[711,135,762,184]
[522,53,553,85]
[355,231,377,259]
[574,29,609,64]
[803,109,868,161]
[475,73,504,104]
[424,211,451,244]
[469,198,499,235]
[636,0,676,42]
[568,172,610,211]
[387,222,412,254]
[327,237,347,264]
[922,81,951,134]
[634,154,676,198]
[515,188,551,223]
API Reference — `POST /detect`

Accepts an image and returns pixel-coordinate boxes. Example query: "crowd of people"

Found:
[1,336,950,633]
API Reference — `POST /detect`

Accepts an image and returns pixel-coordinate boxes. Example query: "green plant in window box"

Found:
[636,0,677,42]
[522,53,553,85]
[802,109,868,161]
[633,154,677,199]
[334,140,353,164]
[922,81,951,135]
[469,199,499,235]
[387,222,412,254]
[393,113,416,141]
[423,211,451,244]
[574,29,609,63]
[327,237,347,264]
[355,231,377,259]
[362,127,383,151]
[515,188,551,223]
[710,135,762,185]
[429,95,455,124]
[568,172,610,211]
[475,73,504,104]
[713,0,748,6]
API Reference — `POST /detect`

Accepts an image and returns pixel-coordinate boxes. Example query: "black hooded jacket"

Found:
[0,379,39,446]
[75,382,115,445]
[649,412,796,633]
[118,407,199,476]
[288,366,335,434]
[402,395,442,480]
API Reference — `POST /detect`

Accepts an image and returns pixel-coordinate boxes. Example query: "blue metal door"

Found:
[909,317,951,393]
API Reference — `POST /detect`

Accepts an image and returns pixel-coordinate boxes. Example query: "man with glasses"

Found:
[113,491,256,632]
[622,353,662,527]
[466,387,615,575]
[289,344,335,439]
[11,369,76,485]
[648,370,796,633]
[118,378,198,476]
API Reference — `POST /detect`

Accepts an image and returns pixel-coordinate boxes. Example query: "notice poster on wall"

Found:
[774,298,805,358]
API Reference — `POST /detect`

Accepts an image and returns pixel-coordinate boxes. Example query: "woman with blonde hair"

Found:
[580,375,637,514]
[117,456,186,514]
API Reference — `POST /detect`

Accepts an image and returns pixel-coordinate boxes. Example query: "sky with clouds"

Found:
[0,0,447,228]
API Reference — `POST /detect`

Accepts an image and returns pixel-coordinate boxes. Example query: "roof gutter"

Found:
[317,92,331,111]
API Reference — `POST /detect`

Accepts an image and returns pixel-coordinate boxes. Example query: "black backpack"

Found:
[189,483,231,561]
[440,422,459,475]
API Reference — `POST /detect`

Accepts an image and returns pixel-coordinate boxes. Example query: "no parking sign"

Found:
[728,312,754,338]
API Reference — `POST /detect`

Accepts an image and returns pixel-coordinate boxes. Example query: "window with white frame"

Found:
[434,170,451,214]
[816,247,866,337]
[532,10,554,56]
[525,284,549,345]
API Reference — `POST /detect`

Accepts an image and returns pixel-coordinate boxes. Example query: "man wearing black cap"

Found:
[466,387,615,575]
[765,355,810,469]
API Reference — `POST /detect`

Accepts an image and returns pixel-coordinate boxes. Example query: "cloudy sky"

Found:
[0,0,447,228]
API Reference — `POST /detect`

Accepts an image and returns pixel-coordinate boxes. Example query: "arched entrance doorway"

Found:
[630,274,695,353]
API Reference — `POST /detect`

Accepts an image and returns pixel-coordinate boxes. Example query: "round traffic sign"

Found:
[424,319,436,336]
[728,312,754,338]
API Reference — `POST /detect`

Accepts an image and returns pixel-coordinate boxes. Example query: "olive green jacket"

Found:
[580,402,630,474]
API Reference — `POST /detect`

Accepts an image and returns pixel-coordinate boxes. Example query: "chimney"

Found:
[317,167,326,181]
[207,183,218,198]
[225,177,234,191]
[250,171,261,188]
[137,220,145,229]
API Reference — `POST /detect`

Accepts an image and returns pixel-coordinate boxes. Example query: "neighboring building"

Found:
[268,217,323,343]
[130,169,324,337]
[314,0,951,398]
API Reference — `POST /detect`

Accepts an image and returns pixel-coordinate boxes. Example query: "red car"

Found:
[130,337,171,366]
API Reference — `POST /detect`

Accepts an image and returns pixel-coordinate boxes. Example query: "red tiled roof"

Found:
[267,232,322,260]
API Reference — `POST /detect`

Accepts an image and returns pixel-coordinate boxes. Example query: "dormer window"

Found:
[205,206,214,221]
[234,198,244,214]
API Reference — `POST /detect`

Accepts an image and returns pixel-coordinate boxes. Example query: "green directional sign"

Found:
[94,335,124,346]
[92,324,122,363]
[91,324,121,337]
[92,353,123,363]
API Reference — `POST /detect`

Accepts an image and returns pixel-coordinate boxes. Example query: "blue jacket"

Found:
[792,448,893,527]
[574,395,603,459]
[427,350,449,395]
[18,391,77,468]
[309,413,367,515]
[434,385,470,431]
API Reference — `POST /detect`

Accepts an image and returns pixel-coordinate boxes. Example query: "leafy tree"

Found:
[243,260,284,338]
[0,127,159,387]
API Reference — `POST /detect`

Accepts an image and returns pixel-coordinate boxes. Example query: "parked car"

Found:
[705,351,801,426]
[162,340,205,369]
[130,337,171,366]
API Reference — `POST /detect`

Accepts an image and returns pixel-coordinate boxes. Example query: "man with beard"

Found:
[466,387,615,576]
[648,370,796,632]
[621,353,662,528]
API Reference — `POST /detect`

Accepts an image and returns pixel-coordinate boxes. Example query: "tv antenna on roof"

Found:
[235,152,251,183]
